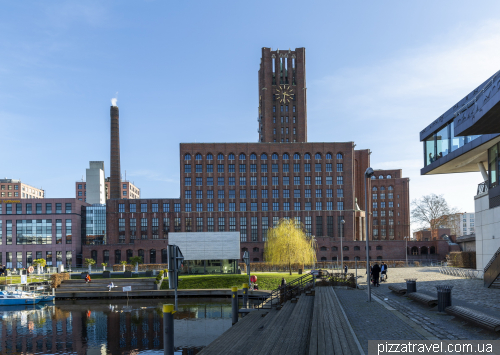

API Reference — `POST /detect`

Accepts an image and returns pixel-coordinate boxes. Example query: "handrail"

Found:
[484,247,500,288]
[256,271,316,309]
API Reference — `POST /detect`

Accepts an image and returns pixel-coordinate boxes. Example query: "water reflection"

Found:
[0,298,232,354]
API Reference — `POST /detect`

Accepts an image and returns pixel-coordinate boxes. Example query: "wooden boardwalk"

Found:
[199,287,362,355]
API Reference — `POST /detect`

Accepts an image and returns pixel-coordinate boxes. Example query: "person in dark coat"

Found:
[344,265,348,277]
[371,263,381,287]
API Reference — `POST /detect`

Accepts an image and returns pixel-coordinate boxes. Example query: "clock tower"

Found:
[258,47,307,143]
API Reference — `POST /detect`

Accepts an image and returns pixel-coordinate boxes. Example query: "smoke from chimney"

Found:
[111,98,118,107]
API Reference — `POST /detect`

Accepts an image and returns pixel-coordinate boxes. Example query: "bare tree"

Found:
[411,194,459,237]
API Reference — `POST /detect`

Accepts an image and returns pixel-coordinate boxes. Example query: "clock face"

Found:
[275,85,294,104]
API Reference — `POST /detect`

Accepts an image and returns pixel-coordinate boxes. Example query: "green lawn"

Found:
[162,272,304,290]
[0,276,47,285]
[70,274,155,280]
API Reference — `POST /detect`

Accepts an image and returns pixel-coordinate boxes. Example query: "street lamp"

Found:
[242,251,250,288]
[340,219,345,274]
[364,167,375,302]
[404,236,409,267]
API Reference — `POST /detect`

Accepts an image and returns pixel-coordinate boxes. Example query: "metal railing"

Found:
[484,247,500,287]
[438,267,483,279]
[477,180,489,195]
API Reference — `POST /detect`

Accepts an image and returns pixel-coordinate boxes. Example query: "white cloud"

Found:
[311,21,500,229]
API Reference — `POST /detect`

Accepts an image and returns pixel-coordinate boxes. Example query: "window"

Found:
[184,164,191,173]
[293,105,296,112]
[65,203,72,213]
[305,216,311,236]
[283,202,290,211]
[262,202,268,211]
[304,176,310,185]
[337,163,343,172]
[316,202,322,210]
[381,202,386,208]
[239,177,246,186]
[315,176,322,185]
[373,194,377,200]
[337,176,343,185]
[316,216,323,236]
[206,164,213,173]
[118,204,125,213]
[304,163,311,172]
[240,217,247,242]
[272,189,279,199]
[207,190,214,199]
[239,164,246,173]
[185,177,191,186]
[250,164,257,173]
[294,189,301,198]
[316,189,322,198]
[218,203,225,211]
[240,202,246,211]
[174,218,181,232]
[326,202,333,210]
[283,176,289,185]
[185,153,191,161]
[294,202,301,211]
[305,189,311,198]
[239,153,246,160]
[273,202,279,211]
[305,202,311,211]
[294,164,300,173]
[373,202,377,209]
[337,202,344,210]
[389,202,394,207]
[185,190,192,199]
[162,203,169,212]
[195,153,202,160]
[207,177,214,186]
[174,203,181,212]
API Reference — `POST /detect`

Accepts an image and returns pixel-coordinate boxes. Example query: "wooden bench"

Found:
[388,285,407,295]
[445,306,500,332]
[407,292,438,307]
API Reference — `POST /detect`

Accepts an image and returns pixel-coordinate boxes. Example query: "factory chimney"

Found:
[110,103,121,199]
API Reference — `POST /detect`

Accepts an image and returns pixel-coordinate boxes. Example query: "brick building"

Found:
[369,169,410,240]
[75,179,140,202]
[0,178,45,199]
[0,198,88,268]
[81,47,416,265]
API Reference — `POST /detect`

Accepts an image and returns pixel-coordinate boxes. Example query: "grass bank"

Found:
[161,272,303,290]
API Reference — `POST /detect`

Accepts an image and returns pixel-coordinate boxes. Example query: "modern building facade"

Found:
[420,69,500,285]
[0,179,45,199]
[369,169,410,240]
[0,198,88,268]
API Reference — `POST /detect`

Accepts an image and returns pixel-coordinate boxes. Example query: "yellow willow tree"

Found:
[264,219,317,275]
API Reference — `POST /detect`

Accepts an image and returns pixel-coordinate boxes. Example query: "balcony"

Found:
[477,180,489,196]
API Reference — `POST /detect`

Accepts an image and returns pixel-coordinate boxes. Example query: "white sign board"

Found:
[168,232,240,260]
[122,286,132,292]
[20,275,27,284]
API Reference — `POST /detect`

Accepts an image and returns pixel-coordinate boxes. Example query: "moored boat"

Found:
[0,291,41,305]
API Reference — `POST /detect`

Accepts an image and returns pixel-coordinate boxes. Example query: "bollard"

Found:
[405,279,417,294]
[52,288,55,297]
[436,285,453,312]
[163,304,175,355]
[231,286,238,325]
[242,283,248,309]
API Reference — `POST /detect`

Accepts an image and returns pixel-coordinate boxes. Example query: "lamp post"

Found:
[404,236,409,267]
[364,167,375,302]
[242,251,250,288]
[340,219,345,273]
[311,236,316,271]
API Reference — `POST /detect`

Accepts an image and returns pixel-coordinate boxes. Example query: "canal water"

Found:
[0,298,233,354]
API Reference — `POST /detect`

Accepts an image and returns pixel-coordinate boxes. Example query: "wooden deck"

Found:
[199,287,361,355]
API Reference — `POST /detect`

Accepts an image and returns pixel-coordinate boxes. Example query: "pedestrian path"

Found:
[334,288,427,354]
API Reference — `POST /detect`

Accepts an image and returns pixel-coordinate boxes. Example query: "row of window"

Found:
[372,210,399,217]
[372,202,399,208]
[272,116,296,123]
[185,188,344,199]
[319,245,384,251]
[372,193,395,199]
[371,175,393,179]
[184,152,344,161]
[372,186,393,191]
[0,251,72,268]
[0,219,73,245]
[273,105,296,113]
[184,176,344,187]
[0,203,72,215]
[181,201,345,212]
[184,163,343,174]
[373,219,396,226]
[273,127,298,135]
[117,215,346,241]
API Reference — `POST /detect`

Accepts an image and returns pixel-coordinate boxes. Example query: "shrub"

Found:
[447,252,476,268]
[50,272,70,288]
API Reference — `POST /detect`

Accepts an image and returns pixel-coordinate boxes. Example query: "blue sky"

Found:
[2,1,500,225]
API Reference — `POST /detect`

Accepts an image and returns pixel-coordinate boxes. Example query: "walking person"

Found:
[380,262,387,282]
[85,273,91,284]
[344,264,348,277]
[371,263,381,287]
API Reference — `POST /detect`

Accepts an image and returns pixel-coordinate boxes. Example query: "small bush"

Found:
[447,252,476,268]
[50,272,70,288]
